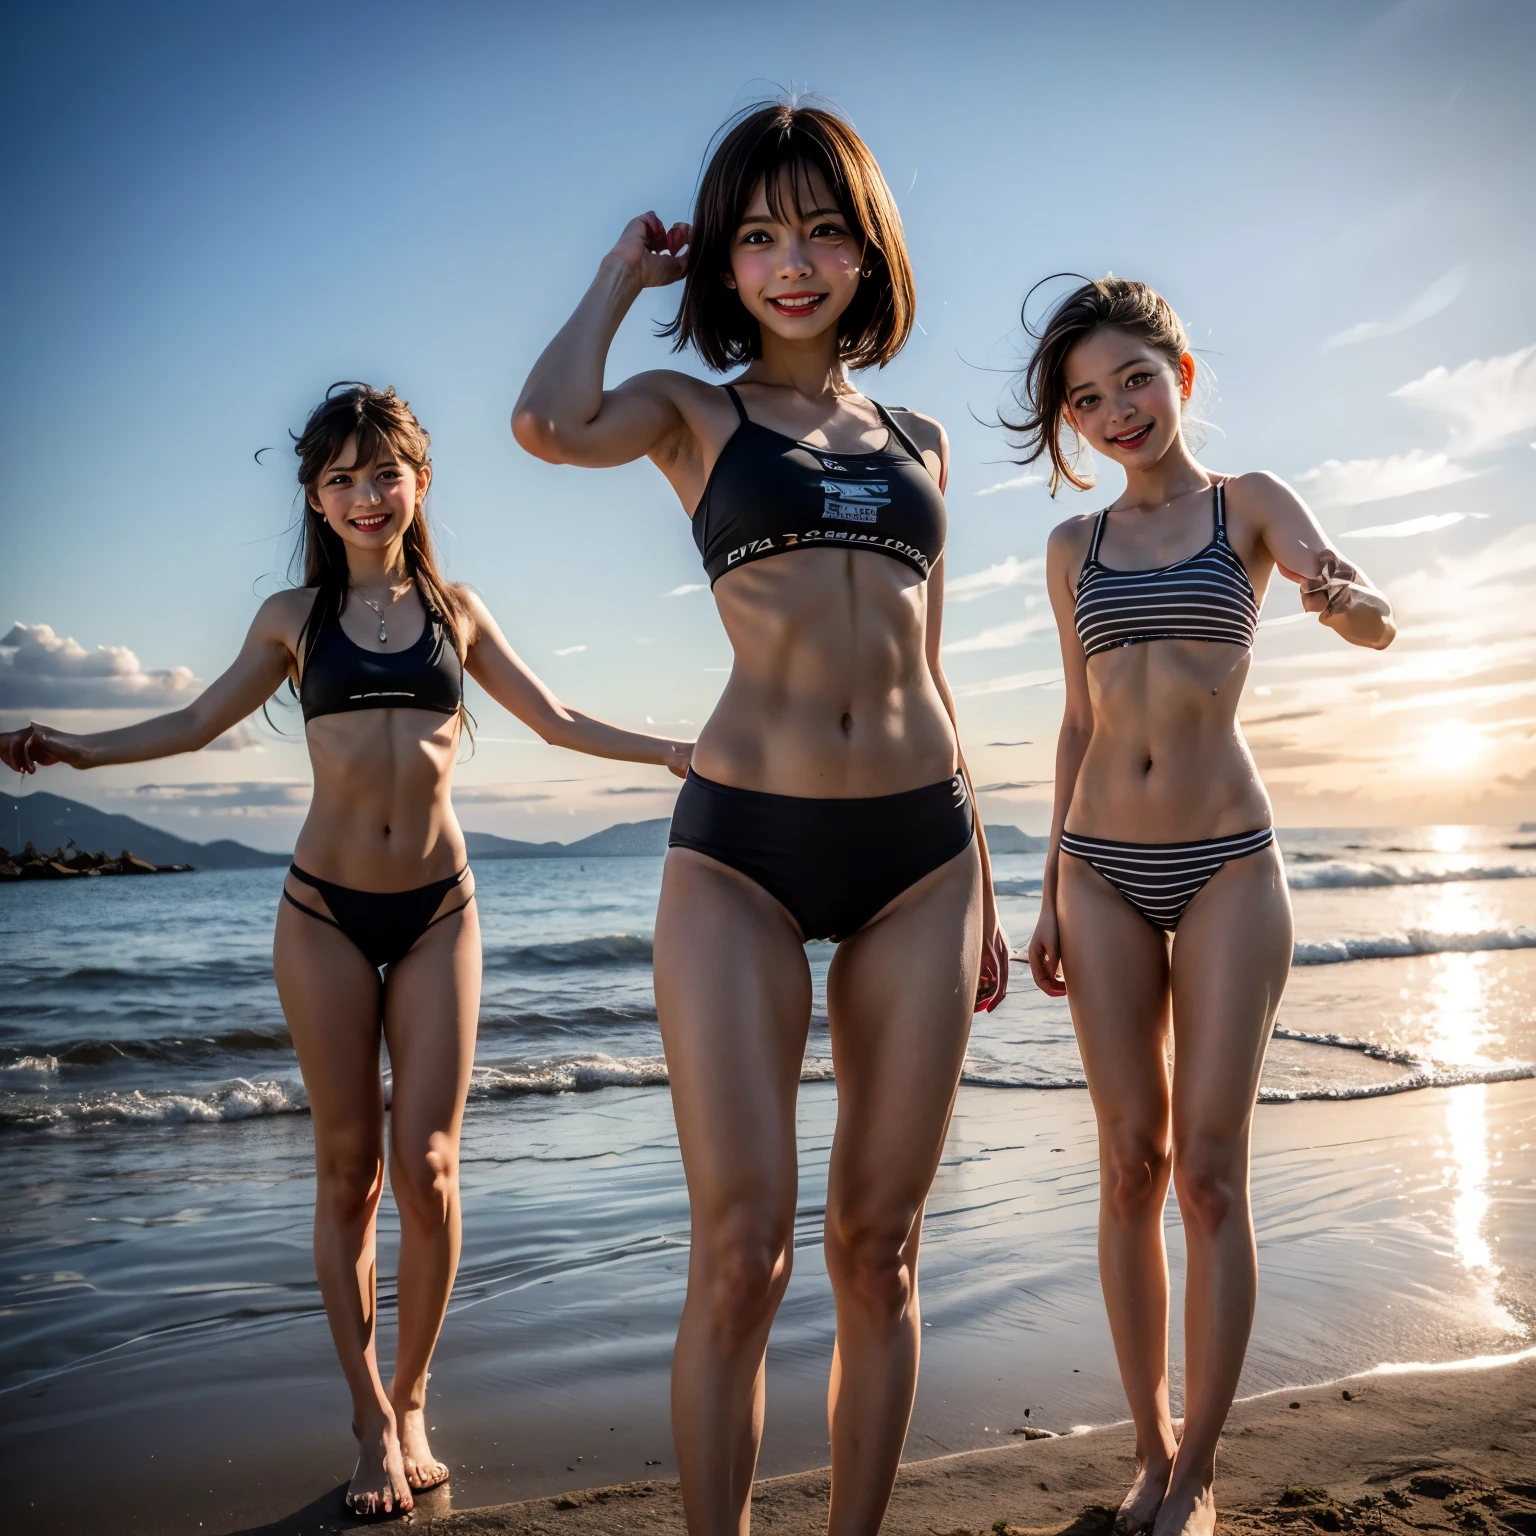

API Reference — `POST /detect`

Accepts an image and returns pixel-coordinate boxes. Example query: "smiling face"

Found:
[723,166,864,353]
[308,433,430,553]
[1063,326,1196,470]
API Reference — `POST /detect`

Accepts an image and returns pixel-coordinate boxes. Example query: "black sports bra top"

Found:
[298,587,462,723]
[691,384,947,585]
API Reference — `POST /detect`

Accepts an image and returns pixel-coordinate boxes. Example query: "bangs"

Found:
[750,136,859,237]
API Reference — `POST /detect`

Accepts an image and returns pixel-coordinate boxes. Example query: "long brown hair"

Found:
[662,100,915,372]
[1005,276,1192,496]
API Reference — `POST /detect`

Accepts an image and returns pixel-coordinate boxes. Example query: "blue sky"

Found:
[3,0,1534,848]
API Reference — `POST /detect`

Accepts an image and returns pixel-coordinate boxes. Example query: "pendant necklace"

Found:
[352,583,407,644]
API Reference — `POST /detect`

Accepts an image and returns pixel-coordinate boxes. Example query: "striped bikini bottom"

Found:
[1059,827,1275,932]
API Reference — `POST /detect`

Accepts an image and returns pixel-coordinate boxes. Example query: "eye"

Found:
[1073,393,1099,411]
[326,473,351,485]
[1125,372,1153,388]
[811,221,846,239]
[740,229,772,245]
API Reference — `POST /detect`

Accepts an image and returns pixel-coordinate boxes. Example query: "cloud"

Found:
[203,718,265,752]
[0,623,200,710]
[134,781,309,809]
[955,667,1063,699]
[975,780,1051,792]
[974,472,1045,496]
[667,583,707,597]
[1322,265,1467,351]
[553,644,587,656]
[1391,342,1536,456]
[944,613,1057,654]
[1343,511,1489,539]
[946,556,1046,603]
[1294,450,1478,506]
[453,779,587,803]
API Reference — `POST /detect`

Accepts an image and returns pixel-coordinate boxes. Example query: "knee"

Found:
[696,1222,793,1345]
[1101,1128,1172,1225]
[315,1136,385,1225]
[391,1131,459,1229]
[1173,1134,1246,1236]
[825,1212,917,1324]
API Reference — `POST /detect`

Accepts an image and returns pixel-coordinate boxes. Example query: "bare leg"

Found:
[273,894,410,1517]
[654,849,812,1536]
[1153,845,1293,1536]
[1057,855,1178,1532]
[822,840,981,1536]
[383,894,481,1491]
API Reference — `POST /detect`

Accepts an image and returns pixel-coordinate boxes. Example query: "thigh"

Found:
[655,849,813,1232]
[1056,853,1173,1135]
[274,898,386,1150]
[823,840,981,1222]
[1168,843,1293,1135]
[382,900,482,1154]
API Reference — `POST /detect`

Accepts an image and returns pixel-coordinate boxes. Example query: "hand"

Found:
[1279,552,1366,623]
[608,212,690,290]
[664,740,694,780]
[1,724,89,773]
[975,913,1011,1013]
[1027,907,1066,997]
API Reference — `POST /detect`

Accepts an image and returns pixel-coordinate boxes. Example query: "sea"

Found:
[3,824,1534,1526]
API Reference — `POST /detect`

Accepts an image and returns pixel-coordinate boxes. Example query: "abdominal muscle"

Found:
[290,710,466,890]
[693,549,958,799]
[1068,640,1273,843]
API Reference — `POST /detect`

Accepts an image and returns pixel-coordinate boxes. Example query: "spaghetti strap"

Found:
[1086,510,1109,565]
[1213,480,1226,536]
[722,383,750,426]
[872,401,926,465]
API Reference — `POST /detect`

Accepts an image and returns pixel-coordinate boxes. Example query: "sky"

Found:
[2,0,1534,850]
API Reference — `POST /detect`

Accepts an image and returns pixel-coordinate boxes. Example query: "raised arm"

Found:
[462,591,692,778]
[1027,519,1096,998]
[1235,471,1396,650]
[512,214,695,470]
[1,594,299,774]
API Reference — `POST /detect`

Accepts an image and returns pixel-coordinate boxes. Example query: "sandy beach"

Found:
[229,1354,1536,1535]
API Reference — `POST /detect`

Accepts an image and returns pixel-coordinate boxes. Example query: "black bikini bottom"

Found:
[282,864,473,970]
[1059,828,1274,932]
[668,770,975,942]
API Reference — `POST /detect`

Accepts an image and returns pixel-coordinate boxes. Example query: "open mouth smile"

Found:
[350,511,391,532]
[1109,423,1154,449]
[768,292,826,317]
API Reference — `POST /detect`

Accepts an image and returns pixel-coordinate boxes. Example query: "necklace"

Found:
[351,582,410,644]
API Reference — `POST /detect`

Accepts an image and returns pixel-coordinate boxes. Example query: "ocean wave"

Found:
[483,934,655,971]
[0,1025,295,1071]
[1286,861,1535,890]
[0,957,277,991]
[993,878,1044,898]
[0,1077,307,1131]
[1293,926,1536,965]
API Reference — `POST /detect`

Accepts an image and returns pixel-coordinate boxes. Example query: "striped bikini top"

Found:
[1073,482,1258,660]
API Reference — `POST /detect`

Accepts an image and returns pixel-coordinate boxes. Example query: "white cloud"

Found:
[1343,511,1489,539]
[945,555,1046,603]
[135,781,309,808]
[974,472,1045,496]
[203,718,265,752]
[667,583,707,597]
[552,644,587,656]
[0,622,200,710]
[1294,450,1478,506]
[1322,265,1467,351]
[955,667,1063,699]
[944,613,1057,654]
[1392,342,1536,456]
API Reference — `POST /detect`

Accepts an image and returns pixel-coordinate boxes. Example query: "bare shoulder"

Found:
[256,587,318,638]
[885,405,945,456]
[1222,469,1304,516]
[1047,509,1098,561]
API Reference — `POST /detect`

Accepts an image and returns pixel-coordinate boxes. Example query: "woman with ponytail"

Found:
[2,382,691,1517]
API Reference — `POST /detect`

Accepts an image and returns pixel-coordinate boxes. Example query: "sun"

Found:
[1418,720,1486,774]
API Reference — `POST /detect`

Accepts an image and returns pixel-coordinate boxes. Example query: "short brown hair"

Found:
[664,101,915,372]
[1005,276,1192,496]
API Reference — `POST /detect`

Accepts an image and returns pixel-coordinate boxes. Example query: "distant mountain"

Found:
[984,824,1048,854]
[1,792,290,870]
[464,819,671,859]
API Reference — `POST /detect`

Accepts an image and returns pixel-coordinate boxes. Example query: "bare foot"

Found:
[347,1410,414,1518]
[1150,1474,1216,1536]
[395,1405,450,1492]
[1117,1450,1176,1533]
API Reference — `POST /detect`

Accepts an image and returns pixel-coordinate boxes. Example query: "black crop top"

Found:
[691,385,947,585]
[298,587,463,723]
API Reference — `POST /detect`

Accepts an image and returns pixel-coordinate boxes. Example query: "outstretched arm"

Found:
[462,591,691,778]
[512,214,694,470]
[1239,472,1396,650]
[1,595,297,774]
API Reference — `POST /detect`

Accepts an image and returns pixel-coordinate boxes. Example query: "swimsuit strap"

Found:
[1086,509,1110,565]
[1214,480,1227,540]
[722,383,750,425]
[872,401,927,465]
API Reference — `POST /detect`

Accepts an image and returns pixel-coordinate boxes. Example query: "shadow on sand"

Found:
[224,1479,454,1533]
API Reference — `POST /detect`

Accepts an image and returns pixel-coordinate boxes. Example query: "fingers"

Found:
[1027,940,1066,998]
[666,220,691,256]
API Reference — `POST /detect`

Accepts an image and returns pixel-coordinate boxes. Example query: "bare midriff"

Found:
[292,710,466,889]
[1066,639,1272,843]
[693,548,958,799]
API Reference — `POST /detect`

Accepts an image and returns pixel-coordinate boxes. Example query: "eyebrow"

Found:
[738,206,845,225]
[326,458,401,473]
[1069,357,1154,396]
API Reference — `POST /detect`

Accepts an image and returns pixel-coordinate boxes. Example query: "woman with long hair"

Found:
[1019,280,1394,1536]
[514,101,1009,1532]
[1,383,692,1518]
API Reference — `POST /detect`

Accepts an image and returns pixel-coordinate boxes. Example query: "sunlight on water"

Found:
[1444,1085,1521,1335]
[1428,824,1471,854]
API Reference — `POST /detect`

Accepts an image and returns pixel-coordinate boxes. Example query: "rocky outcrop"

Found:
[0,841,192,881]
